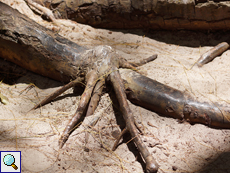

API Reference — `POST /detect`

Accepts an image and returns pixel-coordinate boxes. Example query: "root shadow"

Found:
[0,58,65,89]
[109,90,147,172]
[111,29,230,47]
[199,152,230,173]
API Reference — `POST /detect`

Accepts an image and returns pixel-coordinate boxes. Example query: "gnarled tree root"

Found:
[1,2,230,173]
[0,2,159,172]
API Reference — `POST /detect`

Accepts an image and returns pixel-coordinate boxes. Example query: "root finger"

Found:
[109,69,159,173]
[59,112,82,148]
[86,79,105,117]
[31,77,83,111]
[119,54,157,69]
[130,54,158,67]
[59,72,98,148]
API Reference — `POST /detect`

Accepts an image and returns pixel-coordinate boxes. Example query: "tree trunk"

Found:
[33,0,230,30]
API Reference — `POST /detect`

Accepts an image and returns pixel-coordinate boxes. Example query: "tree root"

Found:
[109,69,159,172]
[59,70,99,148]
[1,2,230,173]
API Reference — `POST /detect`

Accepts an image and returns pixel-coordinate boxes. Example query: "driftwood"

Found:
[0,3,158,172]
[0,2,230,173]
[32,0,230,30]
[196,42,229,67]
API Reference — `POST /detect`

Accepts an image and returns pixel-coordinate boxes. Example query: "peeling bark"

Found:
[33,0,230,30]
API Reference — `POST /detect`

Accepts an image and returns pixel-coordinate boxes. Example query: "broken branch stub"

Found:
[196,42,229,67]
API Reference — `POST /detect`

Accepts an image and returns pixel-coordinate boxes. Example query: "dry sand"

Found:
[0,0,230,172]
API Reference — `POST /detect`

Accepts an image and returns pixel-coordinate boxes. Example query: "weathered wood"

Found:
[1,2,230,172]
[121,69,230,129]
[0,1,86,82]
[2,1,229,129]
[1,0,230,132]
[196,42,230,67]
[0,2,159,172]
[33,0,230,30]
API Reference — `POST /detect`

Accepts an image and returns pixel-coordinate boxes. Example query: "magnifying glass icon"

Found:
[3,154,18,170]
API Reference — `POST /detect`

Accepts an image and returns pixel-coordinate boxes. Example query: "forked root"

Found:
[59,71,98,148]
[29,58,159,172]
[86,79,105,117]
[109,68,159,173]
[84,79,105,147]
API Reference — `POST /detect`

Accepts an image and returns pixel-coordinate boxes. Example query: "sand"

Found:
[0,0,230,172]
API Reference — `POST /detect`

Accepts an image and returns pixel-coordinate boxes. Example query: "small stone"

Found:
[172,166,177,171]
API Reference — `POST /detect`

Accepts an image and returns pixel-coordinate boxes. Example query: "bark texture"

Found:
[0,2,86,82]
[121,69,230,129]
[33,0,230,30]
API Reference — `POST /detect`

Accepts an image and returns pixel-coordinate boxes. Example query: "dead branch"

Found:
[196,42,229,67]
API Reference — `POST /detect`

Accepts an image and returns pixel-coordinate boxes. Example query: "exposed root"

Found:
[86,79,105,117]
[2,2,230,173]
[59,71,98,148]
[2,2,159,172]
[29,50,159,172]
[30,77,83,111]
[109,69,159,173]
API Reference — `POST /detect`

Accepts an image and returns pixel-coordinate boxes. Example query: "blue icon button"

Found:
[3,154,18,170]
[0,151,21,173]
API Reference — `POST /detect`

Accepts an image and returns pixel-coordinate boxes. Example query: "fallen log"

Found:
[121,69,230,129]
[0,2,230,173]
[0,2,159,172]
[32,0,230,30]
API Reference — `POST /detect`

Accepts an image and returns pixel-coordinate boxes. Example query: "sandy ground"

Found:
[0,0,230,172]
